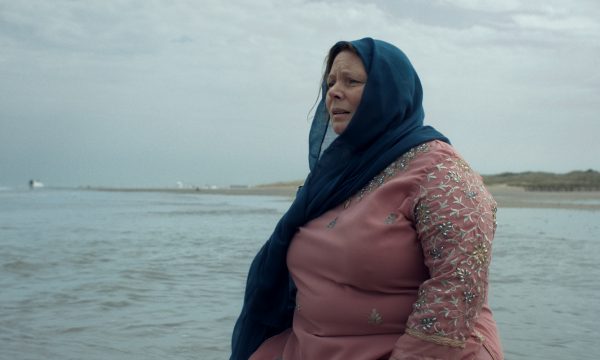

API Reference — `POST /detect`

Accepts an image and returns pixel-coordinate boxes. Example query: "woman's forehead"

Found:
[329,51,366,74]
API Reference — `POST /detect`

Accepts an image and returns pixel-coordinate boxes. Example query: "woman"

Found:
[231,38,503,360]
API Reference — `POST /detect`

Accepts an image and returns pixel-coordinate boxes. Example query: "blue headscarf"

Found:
[230,38,449,359]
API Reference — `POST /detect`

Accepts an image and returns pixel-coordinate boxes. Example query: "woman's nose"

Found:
[328,84,343,99]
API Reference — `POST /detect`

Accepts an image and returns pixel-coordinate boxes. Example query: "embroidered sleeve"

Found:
[404,156,497,348]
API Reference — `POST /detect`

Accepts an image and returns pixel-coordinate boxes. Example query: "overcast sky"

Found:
[1,0,599,188]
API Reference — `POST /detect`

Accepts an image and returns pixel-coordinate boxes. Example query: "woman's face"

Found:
[326,50,367,135]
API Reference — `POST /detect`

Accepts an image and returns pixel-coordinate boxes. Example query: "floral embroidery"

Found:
[355,143,429,202]
[412,288,428,312]
[473,330,485,342]
[447,170,462,183]
[384,213,399,224]
[464,189,478,199]
[471,243,489,266]
[326,217,337,229]
[437,221,453,237]
[344,199,351,209]
[420,317,437,330]
[456,158,471,171]
[408,155,497,346]
[368,308,383,324]
[455,268,471,283]
[463,291,476,303]
[414,202,431,224]
[429,247,443,260]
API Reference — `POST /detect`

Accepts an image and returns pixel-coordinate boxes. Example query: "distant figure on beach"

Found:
[29,179,44,189]
[231,38,503,359]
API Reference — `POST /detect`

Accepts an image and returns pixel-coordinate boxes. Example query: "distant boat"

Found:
[29,180,44,189]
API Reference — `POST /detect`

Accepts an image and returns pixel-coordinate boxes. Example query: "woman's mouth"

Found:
[331,108,351,120]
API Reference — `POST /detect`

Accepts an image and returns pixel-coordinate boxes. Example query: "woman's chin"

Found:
[332,121,350,135]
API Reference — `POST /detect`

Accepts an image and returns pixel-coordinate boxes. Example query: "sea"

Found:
[1,188,599,360]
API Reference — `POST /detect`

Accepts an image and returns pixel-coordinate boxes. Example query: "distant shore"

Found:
[83,184,600,210]
[484,184,600,210]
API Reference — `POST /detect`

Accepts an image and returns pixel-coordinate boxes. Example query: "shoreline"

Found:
[80,185,600,211]
[485,185,600,210]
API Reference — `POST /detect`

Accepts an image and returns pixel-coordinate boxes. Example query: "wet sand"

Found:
[86,185,600,210]
[486,185,600,210]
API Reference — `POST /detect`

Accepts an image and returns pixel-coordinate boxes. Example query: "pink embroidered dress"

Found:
[250,140,503,360]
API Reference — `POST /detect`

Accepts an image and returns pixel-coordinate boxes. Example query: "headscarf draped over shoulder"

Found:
[230,37,449,359]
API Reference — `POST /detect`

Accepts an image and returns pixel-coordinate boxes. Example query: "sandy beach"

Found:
[485,185,600,210]
[86,184,600,210]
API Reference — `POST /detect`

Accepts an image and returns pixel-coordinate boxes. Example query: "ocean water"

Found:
[1,189,599,359]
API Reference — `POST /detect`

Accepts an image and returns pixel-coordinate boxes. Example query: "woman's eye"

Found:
[327,81,335,88]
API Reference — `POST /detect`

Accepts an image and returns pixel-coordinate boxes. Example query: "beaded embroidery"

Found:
[368,308,383,325]
[406,154,497,346]
[354,143,430,203]
[384,213,399,224]
[326,217,337,229]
